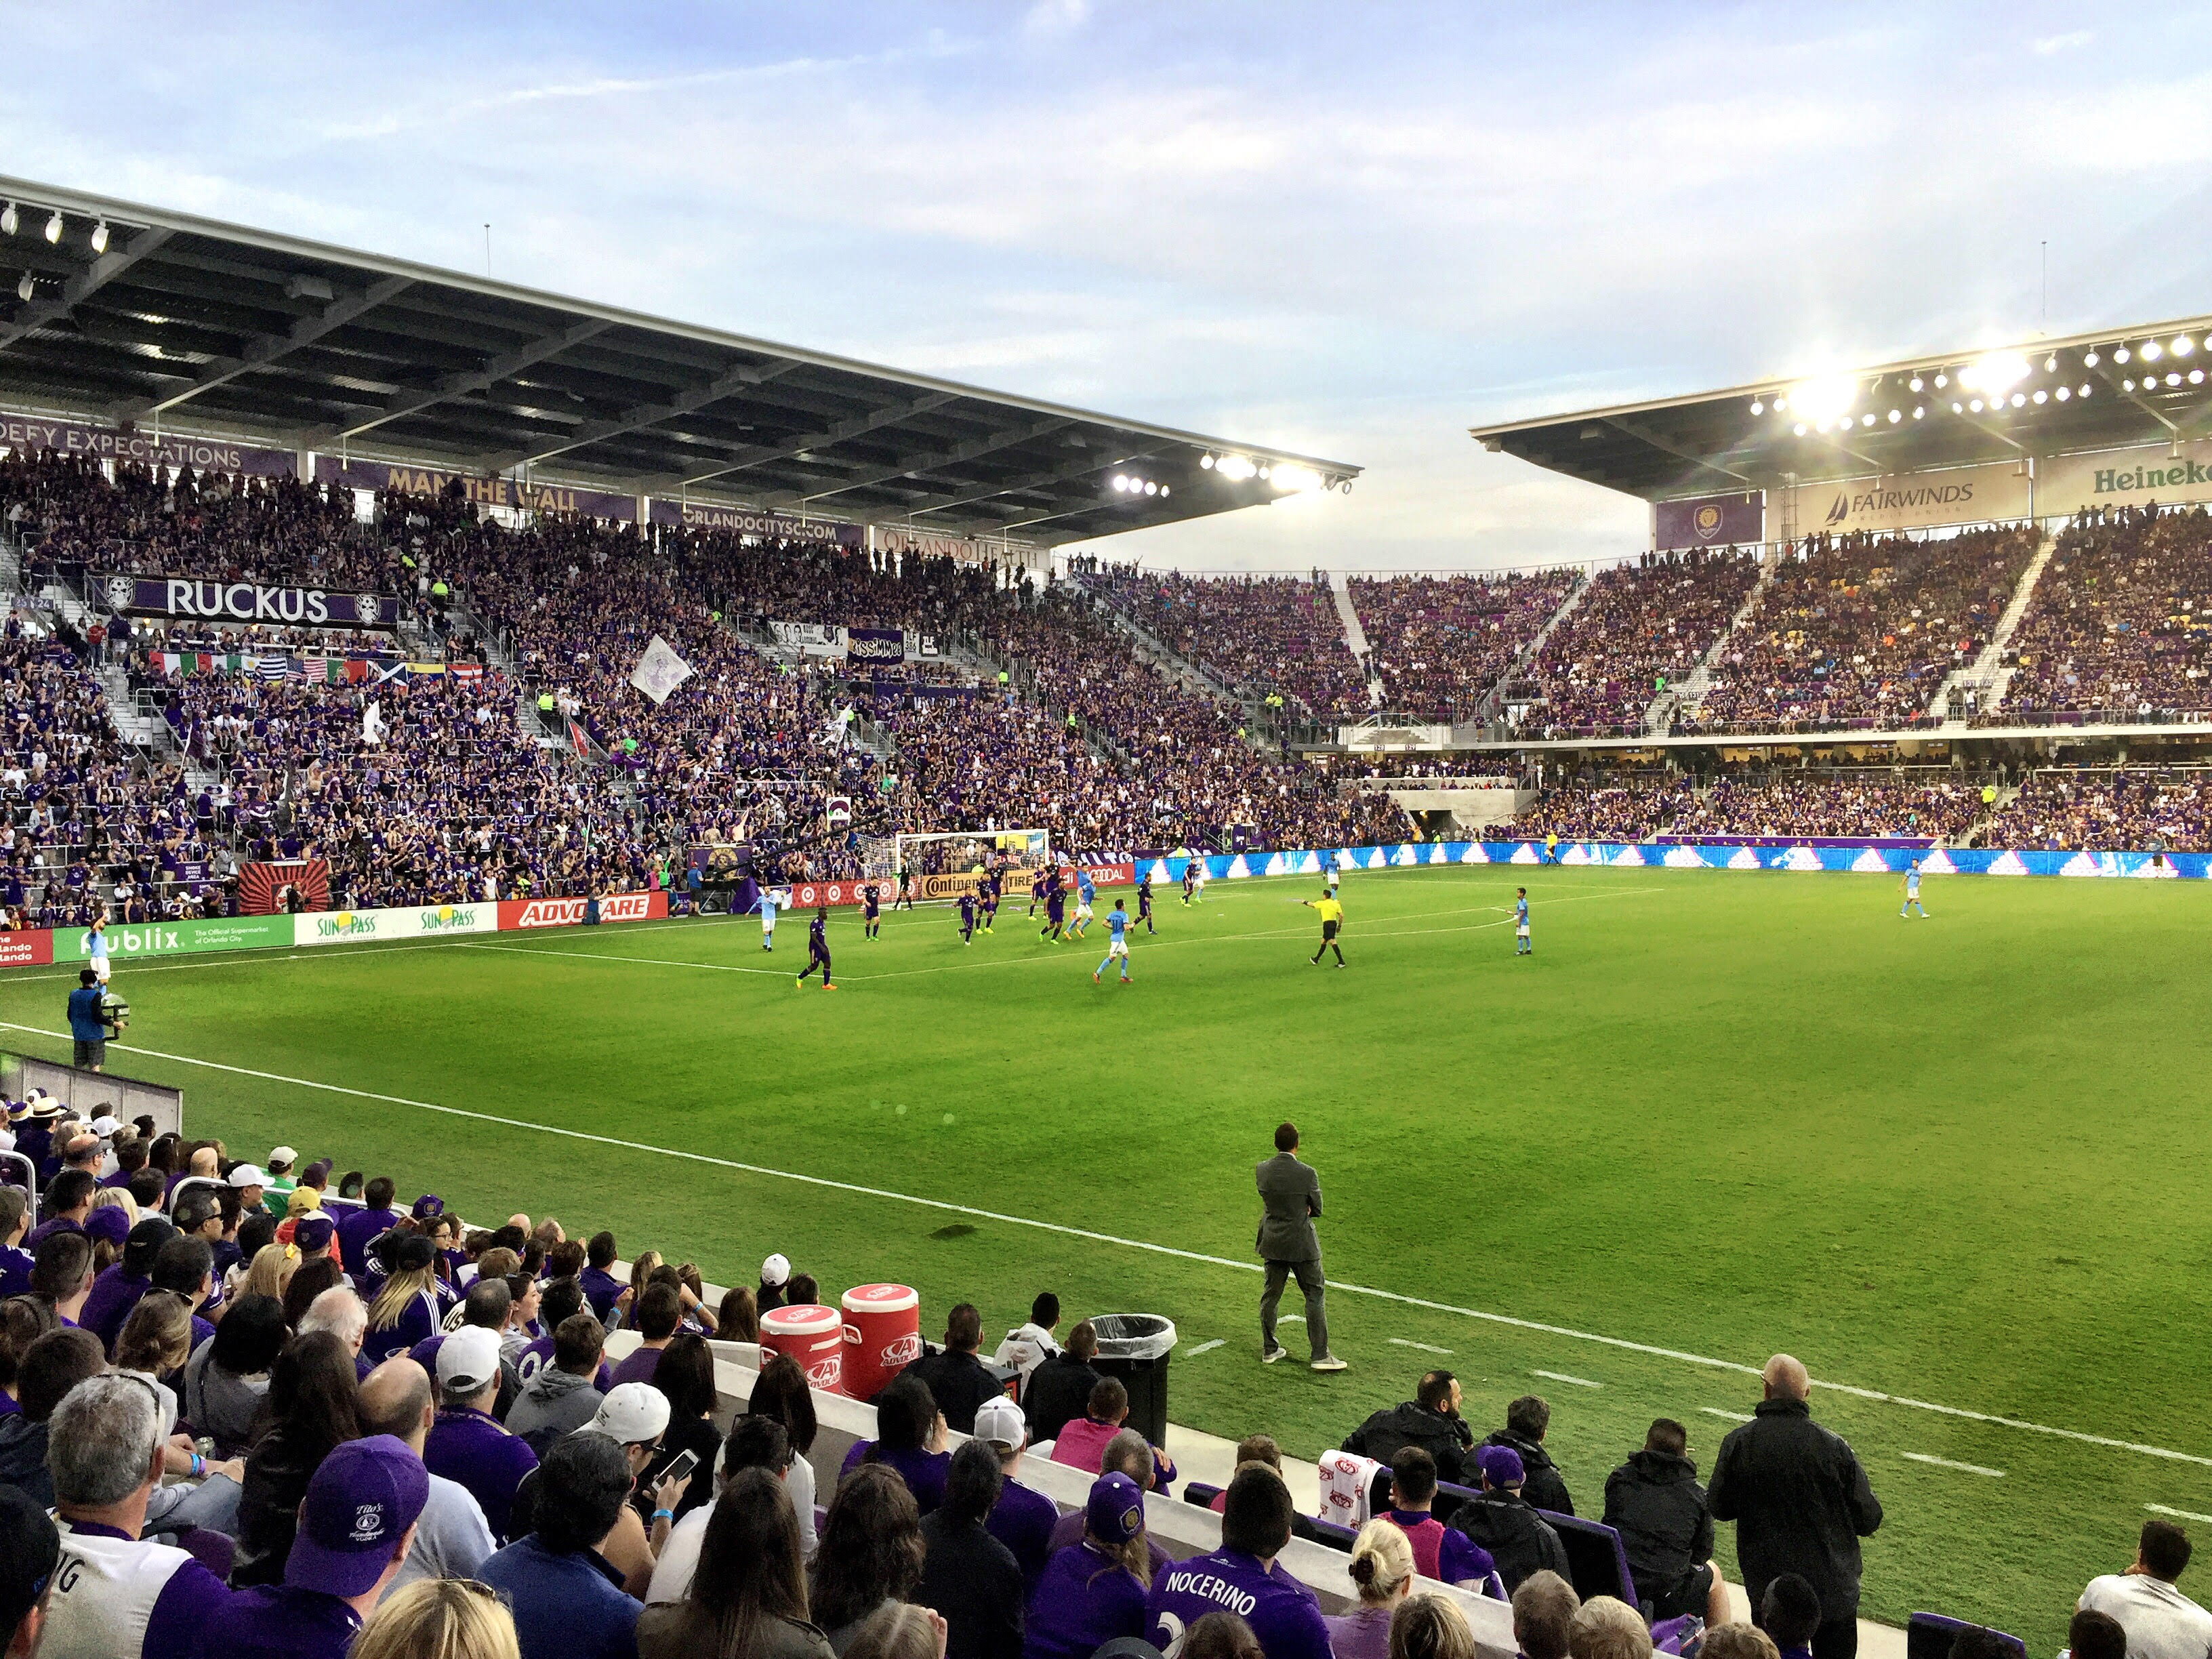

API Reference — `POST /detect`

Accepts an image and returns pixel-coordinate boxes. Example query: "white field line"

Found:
[1389,1338,1454,1355]
[1533,1370,1602,1389]
[1902,1452,2005,1477]
[1185,1340,1227,1358]
[2148,1504,2212,1524]
[1702,1408,1755,1422]
[5,1019,2207,1472]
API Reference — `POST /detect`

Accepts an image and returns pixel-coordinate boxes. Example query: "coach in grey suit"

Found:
[1256,1122,1345,1370]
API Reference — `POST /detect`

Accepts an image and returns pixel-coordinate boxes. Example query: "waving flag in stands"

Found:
[568,719,592,758]
[251,653,291,682]
[628,635,694,705]
[362,699,386,745]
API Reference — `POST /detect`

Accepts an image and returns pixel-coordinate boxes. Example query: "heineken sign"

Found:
[99,575,400,630]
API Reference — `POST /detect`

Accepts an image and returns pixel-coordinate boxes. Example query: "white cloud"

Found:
[2031,29,2093,54]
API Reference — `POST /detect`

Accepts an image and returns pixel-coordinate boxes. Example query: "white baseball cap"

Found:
[972,1395,1027,1451]
[268,1146,299,1169]
[434,1326,504,1395]
[228,1164,268,1189]
[89,1115,122,1137]
[760,1253,790,1287]
[589,1382,672,1448]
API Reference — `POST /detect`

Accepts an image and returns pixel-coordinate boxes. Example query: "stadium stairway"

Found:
[1927,532,2058,727]
[1324,571,1384,710]
[1475,567,1592,728]
[1077,577,1281,743]
[1660,555,1778,733]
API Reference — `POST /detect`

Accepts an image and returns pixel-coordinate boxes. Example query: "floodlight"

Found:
[1816,420,1830,434]
[1160,485,1170,497]
[2123,380,2135,392]
[2055,386,2070,401]
[2177,337,2196,356]
[14,271,29,302]
[1961,352,2030,393]
[1749,400,1764,415]
[1111,475,1128,491]
[2045,354,2057,371]
[1215,455,1256,480]
[2142,340,2163,361]
[0,203,15,236]
[2032,390,2047,403]
[1861,413,1876,426]
[1773,396,1788,411]
[1913,407,1925,419]
[2079,384,2091,395]
[88,220,108,255]
[2192,369,2206,385]
[1257,465,1271,480]
[2012,392,2026,406]
[42,211,61,244]
[1969,399,1984,412]
[2169,372,2183,386]
[2084,350,2100,366]
[1788,376,1858,422]
[1933,373,1948,388]
[1950,403,1963,413]
[1200,454,1214,469]
[2115,347,2131,363]
[1888,409,1901,422]
[1271,464,1323,493]
[1143,480,1158,495]
[1792,422,1807,436]
[1908,377,1924,392]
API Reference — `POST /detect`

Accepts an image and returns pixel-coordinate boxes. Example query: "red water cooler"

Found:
[840,1284,922,1401]
[760,1303,845,1394]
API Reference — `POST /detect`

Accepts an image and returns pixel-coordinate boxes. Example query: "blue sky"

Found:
[5,3,2210,571]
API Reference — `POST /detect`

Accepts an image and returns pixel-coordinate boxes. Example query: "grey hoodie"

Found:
[503,1365,602,1443]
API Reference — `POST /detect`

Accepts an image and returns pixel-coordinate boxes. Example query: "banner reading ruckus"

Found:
[100,574,400,630]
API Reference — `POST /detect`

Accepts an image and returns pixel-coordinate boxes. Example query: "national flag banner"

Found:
[568,718,592,758]
[407,661,447,676]
[629,634,695,705]
[250,654,289,682]
[344,657,373,684]
[450,662,483,683]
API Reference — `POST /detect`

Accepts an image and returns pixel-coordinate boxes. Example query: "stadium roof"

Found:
[1469,312,2212,502]
[0,174,1359,544]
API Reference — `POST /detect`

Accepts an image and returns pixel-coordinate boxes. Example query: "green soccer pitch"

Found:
[5,863,2209,1645]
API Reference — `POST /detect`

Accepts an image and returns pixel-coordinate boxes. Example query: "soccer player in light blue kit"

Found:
[750,885,778,951]
[1093,898,1133,985]
[1901,859,1928,918]
[1514,886,1532,956]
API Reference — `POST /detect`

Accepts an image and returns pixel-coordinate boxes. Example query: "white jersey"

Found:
[45,1517,233,1659]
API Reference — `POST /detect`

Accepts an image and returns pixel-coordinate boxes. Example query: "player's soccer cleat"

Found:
[1310,1354,1348,1372]
[1262,1344,1289,1365]
[822,984,836,991]
[794,977,803,989]
[1092,970,1101,983]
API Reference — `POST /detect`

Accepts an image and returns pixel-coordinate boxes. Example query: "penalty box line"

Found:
[0,1019,2203,1473]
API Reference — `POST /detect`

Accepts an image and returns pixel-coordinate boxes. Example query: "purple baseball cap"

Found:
[1475,1444,1525,1487]
[285,1435,428,1597]
[411,1193,444,1220]
[83,1207,131,1248]
[1087,1472,1145,1544]
[293,1214,336,1254]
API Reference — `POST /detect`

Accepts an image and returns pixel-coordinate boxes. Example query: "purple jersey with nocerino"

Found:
[1145,1549,1332,1659]
[1046,890,1065,921]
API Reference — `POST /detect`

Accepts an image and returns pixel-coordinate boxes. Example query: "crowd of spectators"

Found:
[15,1105,2177,1659]
[1510,552,1759,739]
[1668,773,1984,842]
[1348,571,1577,723]
[1993,506,2212,723]
[1692,529,2036,733]
[1511,778,1693,843]
[1979,767,2212,852]
[1084,569,1370,722]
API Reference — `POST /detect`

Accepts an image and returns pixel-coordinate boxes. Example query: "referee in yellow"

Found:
[1304,885,1347,967]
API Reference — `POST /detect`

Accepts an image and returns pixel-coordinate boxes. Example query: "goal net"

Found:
[890,827,1053,880]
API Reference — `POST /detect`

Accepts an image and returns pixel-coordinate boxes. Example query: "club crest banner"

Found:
[629,634,696,705]
[1654,491,1763,550]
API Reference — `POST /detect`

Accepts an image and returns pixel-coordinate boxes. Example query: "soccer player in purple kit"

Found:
[958,890,978,944]
[1145,1466,1332,1659]
[1040,878,1067,942]
[862,881,882,941]
[796,906,836,989]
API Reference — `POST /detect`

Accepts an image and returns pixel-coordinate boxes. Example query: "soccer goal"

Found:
[891,827,1053,879]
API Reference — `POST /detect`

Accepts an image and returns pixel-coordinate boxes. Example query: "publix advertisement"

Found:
[19,892,672,968]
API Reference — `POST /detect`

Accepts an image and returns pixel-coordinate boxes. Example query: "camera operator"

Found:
[66,968,119,1073]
